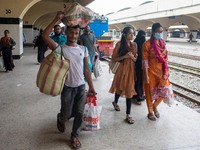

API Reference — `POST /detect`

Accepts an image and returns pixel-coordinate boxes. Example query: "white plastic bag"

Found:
[83,95,102,131]
[93,54,101,78]
[0,56,5,70]
[163,84,175,106]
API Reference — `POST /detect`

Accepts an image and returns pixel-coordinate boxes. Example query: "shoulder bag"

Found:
[108,61,120,74]
[36,46,70,96]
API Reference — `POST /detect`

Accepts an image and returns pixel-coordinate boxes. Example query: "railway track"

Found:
[171,82,200,105]
[168,51,200,61]
[168,62,200,77]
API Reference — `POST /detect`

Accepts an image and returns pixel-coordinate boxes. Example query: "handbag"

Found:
[83,95,102,131]
[108,61,120,74]
[163,83,175,106]
[11,46,15,50]
[36,46,70,96]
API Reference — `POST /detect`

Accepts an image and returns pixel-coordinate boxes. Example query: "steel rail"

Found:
[171,82,200,105]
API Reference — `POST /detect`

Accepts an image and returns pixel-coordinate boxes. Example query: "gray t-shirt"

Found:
[80,33,96,55]
[55,44,89,87]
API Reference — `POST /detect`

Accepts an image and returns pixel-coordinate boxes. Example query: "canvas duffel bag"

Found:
[36,48,69,96]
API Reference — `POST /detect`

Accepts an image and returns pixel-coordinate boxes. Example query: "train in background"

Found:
[88,15,115,58]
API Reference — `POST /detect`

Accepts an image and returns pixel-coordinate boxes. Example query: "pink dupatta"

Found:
[150,35,169,79]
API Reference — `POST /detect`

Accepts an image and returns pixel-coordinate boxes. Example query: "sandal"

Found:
[112,102,120,111]
[153,108,160,118]
[57,113,65,133]
[154,111,160,118]
[135,101,142,105]
[71,137,81,149]
[147,113,156,121]
[125,116,134,124]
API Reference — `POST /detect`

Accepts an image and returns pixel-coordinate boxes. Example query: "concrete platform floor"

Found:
[0,47,200,150]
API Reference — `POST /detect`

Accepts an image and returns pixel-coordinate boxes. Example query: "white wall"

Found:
[23,28,34,43]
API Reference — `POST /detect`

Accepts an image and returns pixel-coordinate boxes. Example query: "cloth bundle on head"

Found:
[62,2,94,28]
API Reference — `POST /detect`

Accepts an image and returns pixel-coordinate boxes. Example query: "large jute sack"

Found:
[62,2,93,27]
[36,50,69,96]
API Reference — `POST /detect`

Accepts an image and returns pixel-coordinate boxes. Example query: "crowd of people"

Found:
[0,11,173,149]
[39,11,173,149]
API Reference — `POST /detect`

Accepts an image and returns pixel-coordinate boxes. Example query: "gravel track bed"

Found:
[168,56,200,69]
[174,95,200,113]
[169,67,200,113]
[169,69,200,93]
[161,46,200,113]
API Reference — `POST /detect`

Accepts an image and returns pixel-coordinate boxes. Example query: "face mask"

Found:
[154,33,163,39]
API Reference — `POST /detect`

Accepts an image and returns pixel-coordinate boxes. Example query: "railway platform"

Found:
[0,44,200,150]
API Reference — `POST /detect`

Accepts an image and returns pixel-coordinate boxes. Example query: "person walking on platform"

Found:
[109,26,138,124]
[0,30,16,72]
[142,23,170,121]
[42,11,96,149]
[80,24,97,67]
[133,30,146,105]
[50,25,67,45]
[188,32,193,44]
[34,29,48,64]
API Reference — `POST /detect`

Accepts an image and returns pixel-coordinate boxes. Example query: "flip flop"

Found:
[153,108,160,118]
[57,113,65,133]
[154,111,160,118]
[147,113,156,121]
[71,137,81,149]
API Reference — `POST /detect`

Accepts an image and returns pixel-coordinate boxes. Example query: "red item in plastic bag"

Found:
[86,95,97,106]
[83,95,102,131]
[62,2,93,27]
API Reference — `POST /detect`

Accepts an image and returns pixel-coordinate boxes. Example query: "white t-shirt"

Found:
[55,44,89,87]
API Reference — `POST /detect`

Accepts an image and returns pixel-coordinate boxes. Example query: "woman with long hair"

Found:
[0,30,16,72]
[109,26,138,124]
[142,23,170,121]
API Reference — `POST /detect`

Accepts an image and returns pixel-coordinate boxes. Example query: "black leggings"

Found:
[114,93,132,114]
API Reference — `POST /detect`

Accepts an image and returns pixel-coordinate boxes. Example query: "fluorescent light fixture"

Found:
[146,25,188,30]
[169,25,188,29]
[59,22,65,28]
[147,27,151,29]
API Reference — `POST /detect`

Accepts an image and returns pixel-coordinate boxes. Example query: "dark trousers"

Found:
[2,47,15,71]
[135,61,144,101]
[114,93,132,114]
[60,84,86,138]
[37,46,47,63]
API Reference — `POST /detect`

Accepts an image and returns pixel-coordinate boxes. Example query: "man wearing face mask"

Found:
[50,25,67,45]
[133,30,146,105]
[142,23,171,121]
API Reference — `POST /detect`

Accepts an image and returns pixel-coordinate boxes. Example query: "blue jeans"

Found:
[89,53,95,66]
[59,84,86,138]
